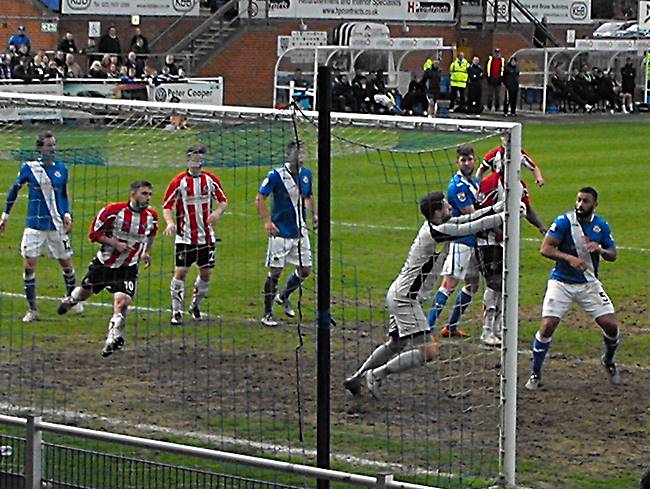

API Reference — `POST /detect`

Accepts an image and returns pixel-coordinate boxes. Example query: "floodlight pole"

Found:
[316,64,332,489]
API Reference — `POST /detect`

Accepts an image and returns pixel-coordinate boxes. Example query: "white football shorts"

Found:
[441,242,479,280]
[265,234,312,268]
[542,279,615,320]
[21,228,73,260]
[386,283,430,338]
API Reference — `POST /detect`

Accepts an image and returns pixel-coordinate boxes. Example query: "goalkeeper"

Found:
[344,191,506,400]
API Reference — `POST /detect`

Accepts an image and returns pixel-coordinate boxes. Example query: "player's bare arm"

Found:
[141,235,155,269]
[207,201,228,226]
[585,240,617,262]
[163,208,176,236]
[533,167,544,187]
[525,206,547,234]
[540,234,586,271]
[255,192,279,236]
[305,196,318,229]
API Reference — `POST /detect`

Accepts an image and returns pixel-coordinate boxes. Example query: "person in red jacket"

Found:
[485,48,504,111]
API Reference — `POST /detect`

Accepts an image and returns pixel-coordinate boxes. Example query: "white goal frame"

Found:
[0,90,522,487]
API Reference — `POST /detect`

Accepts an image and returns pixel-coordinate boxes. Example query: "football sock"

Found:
[352,343,395,380]
[23,268,36,311]
[532,332,552,376]
[428,288,450,326]
[448,286,474,332]
[62,267,76,296]
[373,349,424,380]
[192,277,210,307]
[263,275,279,315]
[170,278,185,312]
[602,331,619,365]
[482,287,500,334]
[109,313,125,338]
[281,271,303,300]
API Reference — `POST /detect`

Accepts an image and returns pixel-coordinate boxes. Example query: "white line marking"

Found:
[0,402,458,480]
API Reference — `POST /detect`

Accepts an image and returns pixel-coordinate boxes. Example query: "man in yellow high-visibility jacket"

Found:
[449,51,469,112]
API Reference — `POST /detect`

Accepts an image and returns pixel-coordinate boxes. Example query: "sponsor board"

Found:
[641,1,650,31]
[486,0,591,24]
[0,83,63,121]
[62,0,199,16]
[149,80,224,105]
[266,0,454,21]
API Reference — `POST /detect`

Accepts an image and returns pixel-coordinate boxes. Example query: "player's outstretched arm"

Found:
[434,212,503,238]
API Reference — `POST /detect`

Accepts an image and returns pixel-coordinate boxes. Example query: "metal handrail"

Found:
[149,0,201,50]
[0,414,442,489]
[508,0,562,47]
[167,0,239,54]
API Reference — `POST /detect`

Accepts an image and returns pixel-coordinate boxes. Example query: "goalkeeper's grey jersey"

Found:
[391,209,503,300]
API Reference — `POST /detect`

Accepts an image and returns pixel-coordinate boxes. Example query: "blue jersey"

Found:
[547,212,615,284]
[3,160,70,231]
[259,163,313,239]
[447,172,479,247]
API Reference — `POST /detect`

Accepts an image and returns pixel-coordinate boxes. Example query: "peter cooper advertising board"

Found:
[62,0,200,16]
[486,0,591,24]
[267,0,454,21]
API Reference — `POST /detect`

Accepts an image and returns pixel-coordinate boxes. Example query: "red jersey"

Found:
[481,145,538,175]
[162,171,227,245]
[477,173,531,246]
[89,202,158,268]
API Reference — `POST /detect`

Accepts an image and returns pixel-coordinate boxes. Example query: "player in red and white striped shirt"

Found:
[477,136,545,188]
[162,145,228,325]
[58,180,158,358]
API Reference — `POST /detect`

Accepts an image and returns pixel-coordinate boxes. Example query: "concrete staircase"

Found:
[164,0,241,75]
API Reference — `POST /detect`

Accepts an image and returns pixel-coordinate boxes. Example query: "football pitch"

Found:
[0,118,649,489]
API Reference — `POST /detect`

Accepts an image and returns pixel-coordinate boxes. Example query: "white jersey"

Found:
[391,207,504,299]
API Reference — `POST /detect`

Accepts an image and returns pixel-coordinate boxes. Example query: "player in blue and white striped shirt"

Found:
[255,139,317,327]
[0,131,82,322]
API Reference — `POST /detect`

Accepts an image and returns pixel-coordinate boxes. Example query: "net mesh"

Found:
[0,93,515,488]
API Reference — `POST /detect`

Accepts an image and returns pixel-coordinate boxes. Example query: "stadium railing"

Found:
[0,414,445,489]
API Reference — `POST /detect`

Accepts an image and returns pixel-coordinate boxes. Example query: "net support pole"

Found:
[316,64,332,489]
[500,123,522,488]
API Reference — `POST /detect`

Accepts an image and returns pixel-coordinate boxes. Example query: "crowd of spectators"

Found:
[326,46,641,117]
[548,57,638,114]
[1,24,185,85]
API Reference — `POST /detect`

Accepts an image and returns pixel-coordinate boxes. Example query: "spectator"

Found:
[164,55,179,76]
[577,64,597,109]
[533,15,548,48]
[47,60,64,79]
[449,51,469,112]
[485,48,503,111]
[129,27,149,54]
[620,57,636,113]
[8,26,31,54]
[566,67,590,112]
[53,51,66,68]
[87,60,107,78]
[64,53,83,78]
[0,54,12,79]
[124,51,144,77]
[332,72,355,112]
[502,56,519,116]
[58,32,78,54]
[12,56,36,81]
[32,52,48,80]
[466,55,484,115]
[291,68,308,90]
[107,63,119,78]
[401,73,427,115]
[422,57,441,116]
[85,38,100,64]
[120,66,137,82]
[98,26,122,61]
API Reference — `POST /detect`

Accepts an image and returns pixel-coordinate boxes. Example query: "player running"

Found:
[525,187,620,390]
[162,145,228,325]
[0,131,82,322]
[255,139,317,327]
[57,180,158,358]
[344,192,506,399]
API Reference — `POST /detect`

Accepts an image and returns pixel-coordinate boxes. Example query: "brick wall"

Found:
[2,0,58,52]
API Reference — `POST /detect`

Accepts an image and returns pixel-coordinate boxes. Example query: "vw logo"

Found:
[173,0,195,12]
[570,1,588,20]
[154,88,167,102]
[66,0,91,10]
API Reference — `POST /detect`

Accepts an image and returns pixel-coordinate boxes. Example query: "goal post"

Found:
[0,89,522,488]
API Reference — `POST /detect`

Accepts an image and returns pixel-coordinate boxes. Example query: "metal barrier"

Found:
[0,414,443,489]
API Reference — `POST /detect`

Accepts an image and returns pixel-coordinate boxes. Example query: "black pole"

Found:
[316,64,331,489]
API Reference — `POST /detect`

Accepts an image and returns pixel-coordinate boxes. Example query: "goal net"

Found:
[0,91,522,489]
